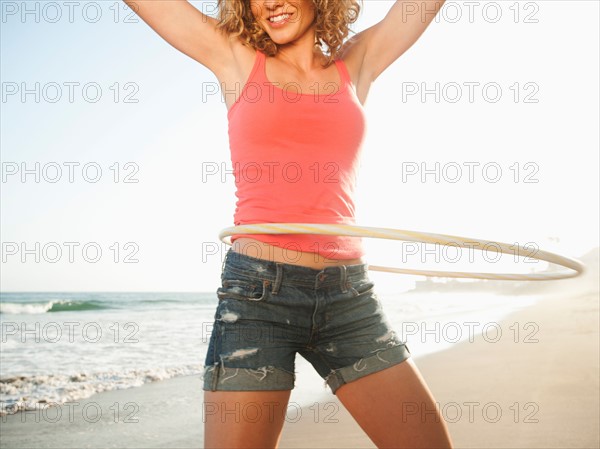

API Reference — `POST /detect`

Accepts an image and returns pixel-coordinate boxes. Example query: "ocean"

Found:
[0,289,540,415]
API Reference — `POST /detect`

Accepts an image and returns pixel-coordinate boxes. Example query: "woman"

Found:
[126,0,452,447]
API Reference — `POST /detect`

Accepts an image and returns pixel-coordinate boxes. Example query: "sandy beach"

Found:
[281,288,600,449]
[1,282,598,448]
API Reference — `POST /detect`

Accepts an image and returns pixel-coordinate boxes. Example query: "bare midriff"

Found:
[231,237,365,269]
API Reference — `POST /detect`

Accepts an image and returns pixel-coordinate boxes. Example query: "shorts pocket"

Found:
[348,278,376,298]
[217,277,271,302]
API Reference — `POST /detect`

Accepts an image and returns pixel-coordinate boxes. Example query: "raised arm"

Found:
[122,0,232,74]
[349,0,446,83]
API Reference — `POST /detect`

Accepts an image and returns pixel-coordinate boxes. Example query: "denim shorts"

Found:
[202,248,411,394]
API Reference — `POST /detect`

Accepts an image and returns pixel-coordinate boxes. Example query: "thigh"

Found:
[336,358,453,449]
[203,390,292,449]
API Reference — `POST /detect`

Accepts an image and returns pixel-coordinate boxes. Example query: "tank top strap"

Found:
[249,48,266,84]
[334,58,351,89]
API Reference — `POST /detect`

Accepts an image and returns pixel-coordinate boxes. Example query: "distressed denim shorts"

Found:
[202,248,411,394]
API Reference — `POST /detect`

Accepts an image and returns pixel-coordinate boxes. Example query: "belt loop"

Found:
[272,263,283,295]
[339,265,348,292]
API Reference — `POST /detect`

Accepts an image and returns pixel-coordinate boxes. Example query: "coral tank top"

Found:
[226,48,367,259]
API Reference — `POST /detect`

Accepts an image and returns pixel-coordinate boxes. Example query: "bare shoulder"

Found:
[337,29,375,106]
[212,38,258,111]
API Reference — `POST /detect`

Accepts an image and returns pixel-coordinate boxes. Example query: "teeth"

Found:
[269,14,289,23]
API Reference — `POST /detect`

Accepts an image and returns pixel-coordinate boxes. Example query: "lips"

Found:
[269,13,289,22]
[267,11,293,26]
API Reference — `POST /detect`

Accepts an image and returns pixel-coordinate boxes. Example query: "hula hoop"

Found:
[218,223,585,281]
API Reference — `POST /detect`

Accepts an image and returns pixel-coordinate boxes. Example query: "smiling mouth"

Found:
[266,11,294,27]
[269,13,290,23]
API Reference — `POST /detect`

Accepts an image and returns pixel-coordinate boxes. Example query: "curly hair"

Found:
[215,0,362,67]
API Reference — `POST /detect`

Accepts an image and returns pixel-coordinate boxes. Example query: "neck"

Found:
[273,26,327,70]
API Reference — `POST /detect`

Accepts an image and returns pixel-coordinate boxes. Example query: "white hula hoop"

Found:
[218,223,585,281]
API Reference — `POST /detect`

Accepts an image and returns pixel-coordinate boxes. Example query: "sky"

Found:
[1,0,598,293]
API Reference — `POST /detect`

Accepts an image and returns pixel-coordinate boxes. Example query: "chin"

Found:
[267,32,295,45]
